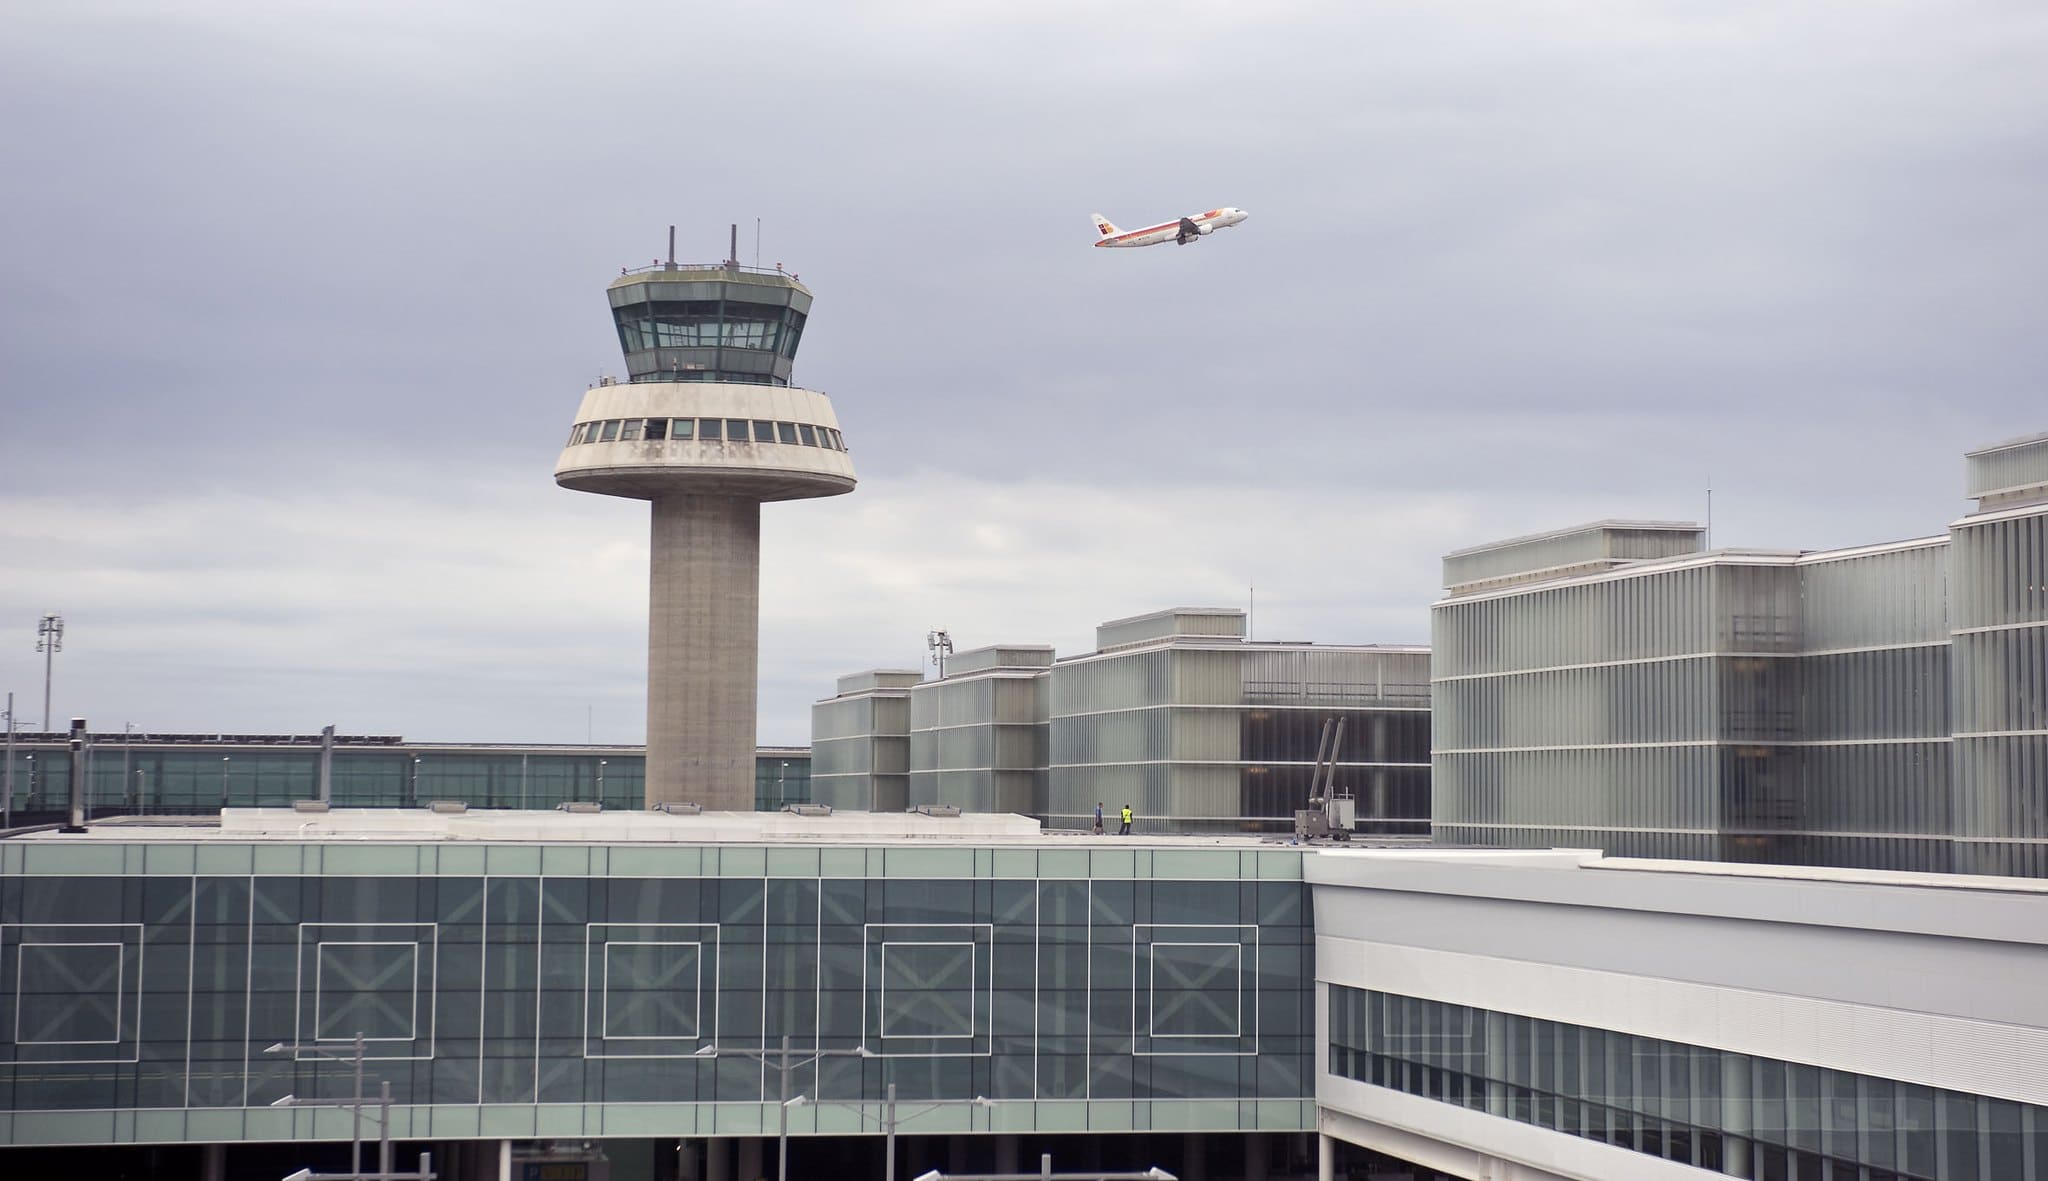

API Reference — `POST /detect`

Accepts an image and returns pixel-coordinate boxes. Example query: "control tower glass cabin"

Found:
[555,258,856,811]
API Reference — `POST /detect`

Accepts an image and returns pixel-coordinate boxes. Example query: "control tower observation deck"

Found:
[555,248,855,810]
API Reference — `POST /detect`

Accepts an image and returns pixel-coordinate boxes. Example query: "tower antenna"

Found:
[729,223,739,268]
[667,225,676,270]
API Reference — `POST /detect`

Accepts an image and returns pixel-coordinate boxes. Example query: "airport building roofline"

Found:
[1,808,1422,850]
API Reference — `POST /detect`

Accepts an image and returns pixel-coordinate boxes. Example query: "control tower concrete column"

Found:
[556,244,855,810]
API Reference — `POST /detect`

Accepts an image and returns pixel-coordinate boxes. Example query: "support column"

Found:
[1182,1134,1207,1181]
[1244,1133,1269,1181]
[1723,1053,1752,1177]
[201,1143,225,1181]
[706,1136,731,1181]
[647,494,761,811]
[995,1135,1019,1174]
[500,1139,514,1181]
[1316,1134,1333,1181]
[736,1135,763,1181]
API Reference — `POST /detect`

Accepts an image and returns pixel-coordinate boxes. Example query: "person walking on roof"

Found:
[1118,804,1133,836]
[1093,802,1105,835]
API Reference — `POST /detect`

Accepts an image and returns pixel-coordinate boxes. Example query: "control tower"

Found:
[556,233,855,810]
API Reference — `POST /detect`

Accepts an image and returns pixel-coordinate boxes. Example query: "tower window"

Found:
[620,419,644,441]
[798,424,818,447]
[699,419,722,442]
[726,419,750,442]
[753,420,776,444]
[670,419,694,441]
[599,420,621,443]
[644,419,667,441]
[777,422,799,445]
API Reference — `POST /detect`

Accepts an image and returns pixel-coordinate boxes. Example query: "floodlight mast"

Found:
[35,613,63,731]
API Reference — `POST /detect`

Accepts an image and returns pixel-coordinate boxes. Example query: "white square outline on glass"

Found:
[14,942,125,1045]
[860,923,993,1058]
[0,923,144,1065]
[878,941,975,1040]
[314,942,418,1043]
[582,923,721,1060]
[1145,942,1241,1039]
[601,941,702,1041]
[1130,923,1259,1057]
[293,923,438,1061]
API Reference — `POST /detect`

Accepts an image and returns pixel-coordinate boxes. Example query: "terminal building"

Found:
[1430,431,2048,878]
[1,812,2044,1181]
[813,609,1433,836]
[0,735,812,824]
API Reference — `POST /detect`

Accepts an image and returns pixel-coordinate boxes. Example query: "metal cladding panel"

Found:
[833,669,923,695]
[944,645,1056,675]
[1095,608,1246,651]
[1442,521,1704,591]
[1964,431,2048,502]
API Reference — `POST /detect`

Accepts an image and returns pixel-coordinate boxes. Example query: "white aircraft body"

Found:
[1092,207,1249,248]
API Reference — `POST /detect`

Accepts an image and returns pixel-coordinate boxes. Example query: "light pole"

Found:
[871,1083,996,1181]
[221,756,231,808]
[694,1033,870,1181]
[36,613,63,731]
[408,757,420,807]
[597,758,607,801]
[912,1160,1175,1181]
[263,1037,436,1181]
[3,692,15,827]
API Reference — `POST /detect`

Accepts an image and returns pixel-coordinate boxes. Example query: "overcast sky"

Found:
[2,1,2044,744]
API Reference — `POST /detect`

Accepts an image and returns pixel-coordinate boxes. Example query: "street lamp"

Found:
[912,1161,1175,1181]
[262,1036,436,1181]
[597,758,607,800]
[221,756,231,807]
[694,1034,870,1181]
[869,1085,996,1181]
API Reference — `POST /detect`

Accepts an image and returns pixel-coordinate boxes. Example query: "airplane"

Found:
[1091,207,1250,248]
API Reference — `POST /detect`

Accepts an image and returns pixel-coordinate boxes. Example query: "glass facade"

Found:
[1434,542,1966,873]
[1328,986,2048,1181]
[0,741,808,821]
[811,673,918,813]
[566,417,846,451]
[1047,627,1431,836]
[0,840,1312,1146]
[820,614,1432,837]
[910,653,1052,818]
[1950,503,2048,877]
[604,269,811,387]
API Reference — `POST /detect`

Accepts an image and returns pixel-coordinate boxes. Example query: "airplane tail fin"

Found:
[1091,213,1119,238]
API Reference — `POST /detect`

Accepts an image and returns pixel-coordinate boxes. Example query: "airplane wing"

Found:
[1176,217,1200,245]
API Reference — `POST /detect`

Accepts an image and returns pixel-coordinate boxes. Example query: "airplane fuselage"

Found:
[1093,207,1249,248]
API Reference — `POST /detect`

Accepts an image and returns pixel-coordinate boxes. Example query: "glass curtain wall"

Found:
[0,746,811,818]
[1049,645,1431,836]
[908,673,1048,817]
[1949,507,2048,877]
[1432,563,1728,859]
[1329,986,2047,1181]
[0,844,1312,1144]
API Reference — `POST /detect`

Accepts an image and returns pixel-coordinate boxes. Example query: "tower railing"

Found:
[617,260,797,278]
